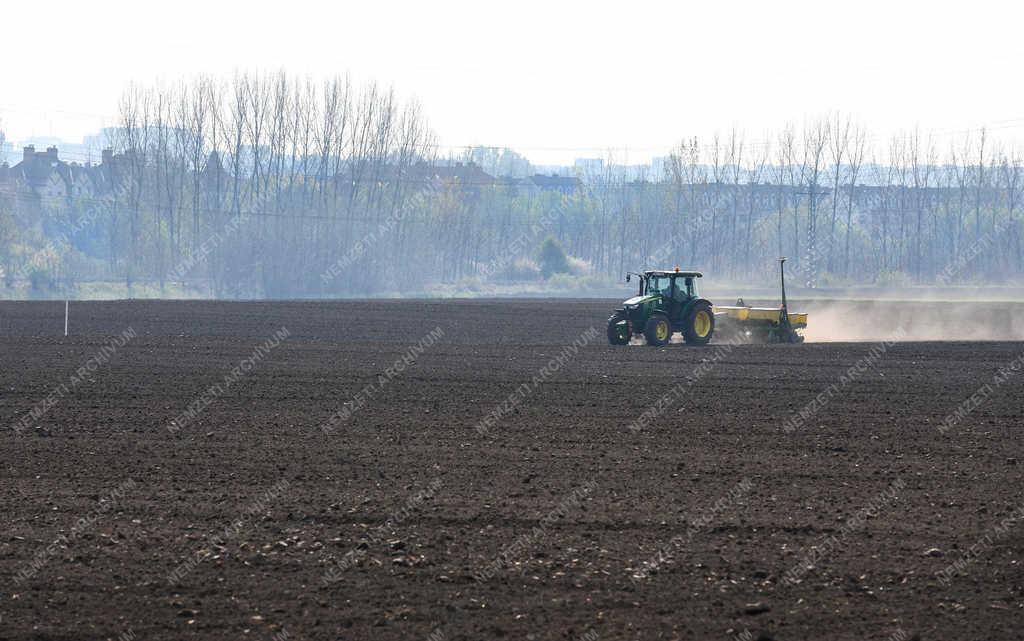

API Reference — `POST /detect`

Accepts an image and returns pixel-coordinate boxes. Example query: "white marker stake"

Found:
[64,300,69,337]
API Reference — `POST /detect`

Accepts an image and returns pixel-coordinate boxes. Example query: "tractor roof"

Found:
[644,269,703,278]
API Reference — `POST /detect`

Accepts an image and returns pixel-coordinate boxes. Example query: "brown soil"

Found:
[1,299,1022,641]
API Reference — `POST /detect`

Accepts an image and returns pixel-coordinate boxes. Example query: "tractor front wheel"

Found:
[607,313,630,345]
[683,302,715,345]
[644,313,671,347]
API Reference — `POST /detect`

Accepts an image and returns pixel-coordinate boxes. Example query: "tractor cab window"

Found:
[669,277,688,301]
[648,275,671,295]
[684,277,697,298]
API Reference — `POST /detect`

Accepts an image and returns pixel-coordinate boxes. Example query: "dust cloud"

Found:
[798,299,1024,343]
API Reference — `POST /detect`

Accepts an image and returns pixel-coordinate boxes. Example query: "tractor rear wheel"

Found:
[607,313,630,345]
[644,313,671,347]
[683,302,715,345]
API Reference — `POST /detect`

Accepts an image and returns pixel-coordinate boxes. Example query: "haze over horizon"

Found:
[5,0,1024,165]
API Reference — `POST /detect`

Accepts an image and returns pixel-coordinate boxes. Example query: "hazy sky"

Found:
[4,0,1024,164]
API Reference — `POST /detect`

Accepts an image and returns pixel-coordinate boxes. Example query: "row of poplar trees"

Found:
[4,72,1023,295]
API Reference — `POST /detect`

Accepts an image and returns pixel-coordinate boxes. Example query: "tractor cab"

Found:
[635,270,700,301]
[610,268,715,346]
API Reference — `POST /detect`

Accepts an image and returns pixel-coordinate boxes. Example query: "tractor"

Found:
[606,268,715,346]
[607,259,807,346]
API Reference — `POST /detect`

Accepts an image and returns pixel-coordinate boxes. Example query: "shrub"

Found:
[538,237,569,278]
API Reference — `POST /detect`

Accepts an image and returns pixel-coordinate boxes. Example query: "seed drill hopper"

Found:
[713,258,807,344]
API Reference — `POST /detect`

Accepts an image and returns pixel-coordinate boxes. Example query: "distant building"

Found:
[2,145,119,214]
[8,146,72,205]
[398,161,497,193]
[420,161,496,186]
[574,158,605,178]
[202,151,227,191]
[18,136,102,165]
[0,162,10,194]
[82,128,121,152]
[526,173,582,195]
[605,164,649,182]
[649,156,670,181]
[531,164,572,178]
[0,139,14,165]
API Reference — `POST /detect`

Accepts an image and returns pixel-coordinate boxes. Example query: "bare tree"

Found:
[744,140,769,275]
[827,113,851,274]
[116,84,152,295]
[800,119,830,286]
[998,146,1024,271]
[725,128,745,277]
[950,134,972,263]
[708,133,725,273]
[974,127,987,244]
[843,125,866,278]
[769,125,796,260]
[908,129,935,280]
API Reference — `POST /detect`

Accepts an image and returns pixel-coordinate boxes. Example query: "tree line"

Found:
[0,73,1022,297]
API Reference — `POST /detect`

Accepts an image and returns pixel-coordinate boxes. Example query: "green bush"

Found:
[538,237,570,279]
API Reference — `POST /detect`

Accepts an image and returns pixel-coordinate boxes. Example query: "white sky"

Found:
[3,0,1024,164]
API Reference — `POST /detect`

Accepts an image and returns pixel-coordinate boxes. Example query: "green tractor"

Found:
[606,269,715,346]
